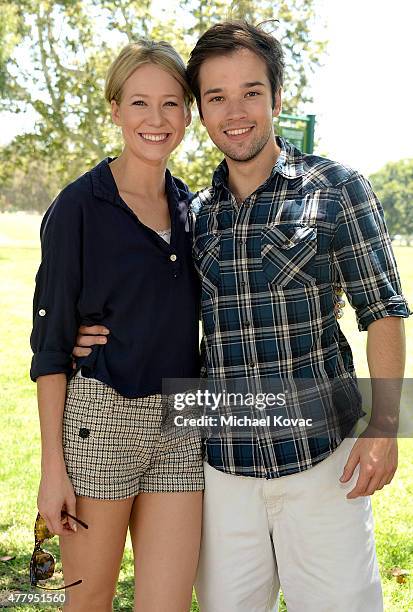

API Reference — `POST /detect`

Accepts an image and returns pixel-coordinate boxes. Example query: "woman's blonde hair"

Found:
[105,39,194,108]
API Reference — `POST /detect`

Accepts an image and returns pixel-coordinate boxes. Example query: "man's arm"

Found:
[367,317,406,433]
[71,325,109,363]
[330,171,410,498]
[340,317,405,498]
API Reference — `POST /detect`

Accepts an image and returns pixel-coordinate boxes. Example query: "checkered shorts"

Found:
[62,377,204,500]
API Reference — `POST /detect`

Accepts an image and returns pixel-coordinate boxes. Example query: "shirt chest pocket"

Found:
[261,224,317,288]
[193,232,222,288]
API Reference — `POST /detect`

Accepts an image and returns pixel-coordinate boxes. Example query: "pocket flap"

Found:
[262,224,316,249]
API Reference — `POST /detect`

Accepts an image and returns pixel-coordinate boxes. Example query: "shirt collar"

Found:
[90,157,181,205]
[211,136,306,190]
[90,158,117,203]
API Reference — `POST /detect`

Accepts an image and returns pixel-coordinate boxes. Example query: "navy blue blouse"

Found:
[30,158,200,397]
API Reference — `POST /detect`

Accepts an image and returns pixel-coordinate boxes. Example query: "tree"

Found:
[369,159,413,243]
[0,0,159,186]
[0,4,24,97]
[0,0,326,207]
[0,0,131,184]
[0,159,61,212]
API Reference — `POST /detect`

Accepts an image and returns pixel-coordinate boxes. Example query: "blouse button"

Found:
[170,254,177,262]
[38,309,46,317]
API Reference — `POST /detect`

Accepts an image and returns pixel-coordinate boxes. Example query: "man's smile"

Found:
[223,126,254,140]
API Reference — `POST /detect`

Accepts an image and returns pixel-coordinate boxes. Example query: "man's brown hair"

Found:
[186,20,284,117]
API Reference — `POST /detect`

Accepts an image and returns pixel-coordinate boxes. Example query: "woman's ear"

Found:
[111,99,121,126]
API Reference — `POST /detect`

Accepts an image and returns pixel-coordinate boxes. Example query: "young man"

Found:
[74,22,409,611]
[183,21,409,611]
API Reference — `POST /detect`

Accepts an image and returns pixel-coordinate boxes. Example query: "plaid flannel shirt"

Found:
[190,137,410,478]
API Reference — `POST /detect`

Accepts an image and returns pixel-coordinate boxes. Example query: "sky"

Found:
[309,0,413,175]
[1,0,412,176]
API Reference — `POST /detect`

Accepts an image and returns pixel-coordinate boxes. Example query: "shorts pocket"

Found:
[261,223,317,288]
[63,379,115,448]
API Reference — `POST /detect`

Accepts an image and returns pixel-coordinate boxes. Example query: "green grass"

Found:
[0,213,412,611]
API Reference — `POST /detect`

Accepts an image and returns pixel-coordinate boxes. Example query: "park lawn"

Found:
[0,213,412,611]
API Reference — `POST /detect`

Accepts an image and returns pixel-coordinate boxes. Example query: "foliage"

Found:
[0,160,61,213]
[369,159,413,243]
[0,0,326,208]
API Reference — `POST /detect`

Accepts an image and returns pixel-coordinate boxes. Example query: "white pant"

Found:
[195,439,383,612]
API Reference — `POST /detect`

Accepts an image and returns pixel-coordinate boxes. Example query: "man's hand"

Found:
[72,325,110,361]
[340,433,398,499]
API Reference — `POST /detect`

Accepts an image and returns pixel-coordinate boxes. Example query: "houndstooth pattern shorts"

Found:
[62,376,204,500]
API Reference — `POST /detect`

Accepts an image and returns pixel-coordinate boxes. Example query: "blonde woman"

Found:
[30,41,203,611]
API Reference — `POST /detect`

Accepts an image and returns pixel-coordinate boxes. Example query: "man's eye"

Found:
[132,100,146,106]
[210,96,224,103]
[246,91,260,97]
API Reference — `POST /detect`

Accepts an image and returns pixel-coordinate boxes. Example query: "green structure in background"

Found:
[276,114,315,154]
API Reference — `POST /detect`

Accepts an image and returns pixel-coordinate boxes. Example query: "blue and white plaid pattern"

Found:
[191,137,410,478]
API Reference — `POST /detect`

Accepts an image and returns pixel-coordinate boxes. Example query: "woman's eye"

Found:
[132,100,146,106]
[165,101,178,107]
[210,96,224,103]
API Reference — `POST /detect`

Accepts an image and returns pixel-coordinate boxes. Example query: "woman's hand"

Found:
[37,462,77,536]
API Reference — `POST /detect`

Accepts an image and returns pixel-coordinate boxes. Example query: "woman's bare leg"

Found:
[129,492,203,612]
[60,495,135,612]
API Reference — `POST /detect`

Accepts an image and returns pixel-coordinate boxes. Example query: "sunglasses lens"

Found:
[32,550,55,580]
[35,514,53,541]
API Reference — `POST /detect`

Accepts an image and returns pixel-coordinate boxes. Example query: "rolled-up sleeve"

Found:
[332,172,411,331]
[30,188,83,380]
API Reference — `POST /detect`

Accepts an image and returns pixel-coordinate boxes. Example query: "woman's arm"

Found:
[30,185,83,381]
[37,374,78,536]
[31,184,85,534]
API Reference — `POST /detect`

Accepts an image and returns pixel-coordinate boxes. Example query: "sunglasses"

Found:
[29,511,88,590]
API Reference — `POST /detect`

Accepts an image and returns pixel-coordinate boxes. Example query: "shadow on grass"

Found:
[0,544,68,611]
[114,572,135,611]
[114,579,202,612]
[0,520,30,592]
[0,538,62,590]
